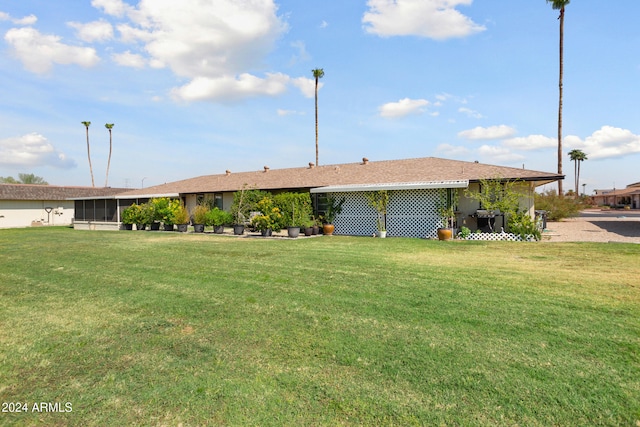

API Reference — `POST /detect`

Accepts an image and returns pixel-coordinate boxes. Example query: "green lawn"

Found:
[1,227,639,426]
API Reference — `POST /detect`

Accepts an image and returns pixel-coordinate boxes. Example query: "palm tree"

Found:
[312,68,324,167]
[568,149,587,196]
[547,0,570,196]
[81,121,95,187]
[104,123,114,187]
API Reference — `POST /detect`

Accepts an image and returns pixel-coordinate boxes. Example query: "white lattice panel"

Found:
[330,189,442,238]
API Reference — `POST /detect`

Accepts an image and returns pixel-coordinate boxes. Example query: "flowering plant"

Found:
[251,198,283,232]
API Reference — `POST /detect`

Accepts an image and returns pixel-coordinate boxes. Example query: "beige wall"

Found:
[0,200,76,229]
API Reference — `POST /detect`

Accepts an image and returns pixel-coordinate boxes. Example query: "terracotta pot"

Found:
[437,227,453,241]
[323,224,335,235]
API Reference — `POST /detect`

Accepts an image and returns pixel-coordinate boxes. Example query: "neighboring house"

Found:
[72,157,563,238]
[593,182,640,209]
[0,184,130,229]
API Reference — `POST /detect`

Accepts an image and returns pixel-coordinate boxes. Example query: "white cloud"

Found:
[277,109,304,116]
[477,145,524,163]
[112,50,146,68]
[458,107,483,119]
[565,126,640,160]
[320,20,328,29]
[291,77,317,98]
[4,27,99,74]
[362,0,485,39]
[116,0,286,78]
[0,12,37,25]
[68,19,114,43]
[91,0,133,18]
[502,134,556,150]
[94,0,294,102]
[379,98,429,118]
[171,73,291,103]
[0,133,76,169]
[458,125,516,140]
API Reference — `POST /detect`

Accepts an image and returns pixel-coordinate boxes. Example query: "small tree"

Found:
[437,188,459,229]
[464,178,522,217]
[465,177,533,235]
[364,190,389,232]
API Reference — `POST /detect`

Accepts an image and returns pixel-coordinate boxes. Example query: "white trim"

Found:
[115,193,180,199]
[310,180,469,193]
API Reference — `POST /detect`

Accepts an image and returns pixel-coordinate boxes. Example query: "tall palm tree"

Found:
[104,123,114,187]
[81,121,95,187]
[547,0,570,196]
[568,149,587,196]
[312,68,324,167]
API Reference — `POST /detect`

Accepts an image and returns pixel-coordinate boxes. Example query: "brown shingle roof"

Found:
[116,157,563,198]
[0,184,131,201]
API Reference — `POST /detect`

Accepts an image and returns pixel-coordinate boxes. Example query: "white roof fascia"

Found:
[114,193,180,199]
[310,180,469,193]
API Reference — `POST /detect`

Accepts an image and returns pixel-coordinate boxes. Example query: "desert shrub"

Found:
[534,190,581,221]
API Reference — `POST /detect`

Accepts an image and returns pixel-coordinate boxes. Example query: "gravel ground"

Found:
[542,210,640,243]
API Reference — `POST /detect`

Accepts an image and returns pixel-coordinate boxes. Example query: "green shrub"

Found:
[507,212,541,241]
[205,208,233,227]
[191,204,210,225]
[149,197,181,225]
[121,204,143,225]
[534,190,581,221]
[230,187,270,224]
[172,204,190,225]
[273,192,312,228]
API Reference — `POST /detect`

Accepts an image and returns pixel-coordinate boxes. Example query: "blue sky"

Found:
[1,0,638,193]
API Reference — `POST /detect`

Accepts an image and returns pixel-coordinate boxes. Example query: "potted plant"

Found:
[251,197,282,236]
[364,190,389,238]
[273,192,312,238]
[311,216,321,235]
[191,204,209,233]
[120,204,139,230]
[437,188,458,240]
[173,203,190,232]
[322,196,345,236]
[145,200,161,230]
[303,219,314,236]
[149,197,176,231]
[206,207,233,234]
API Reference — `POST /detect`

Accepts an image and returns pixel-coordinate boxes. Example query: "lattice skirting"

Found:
[464,233,537,242]
[330,189,442,238]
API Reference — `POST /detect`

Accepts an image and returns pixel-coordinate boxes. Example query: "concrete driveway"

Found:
[542,209,640,243]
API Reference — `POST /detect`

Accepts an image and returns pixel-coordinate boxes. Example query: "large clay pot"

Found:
[437,227,453,241]
[214,225,224,234]
[193,224,205,233]
[323,224,335,235]
[177,224,188,232]
[233,224,245,235]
